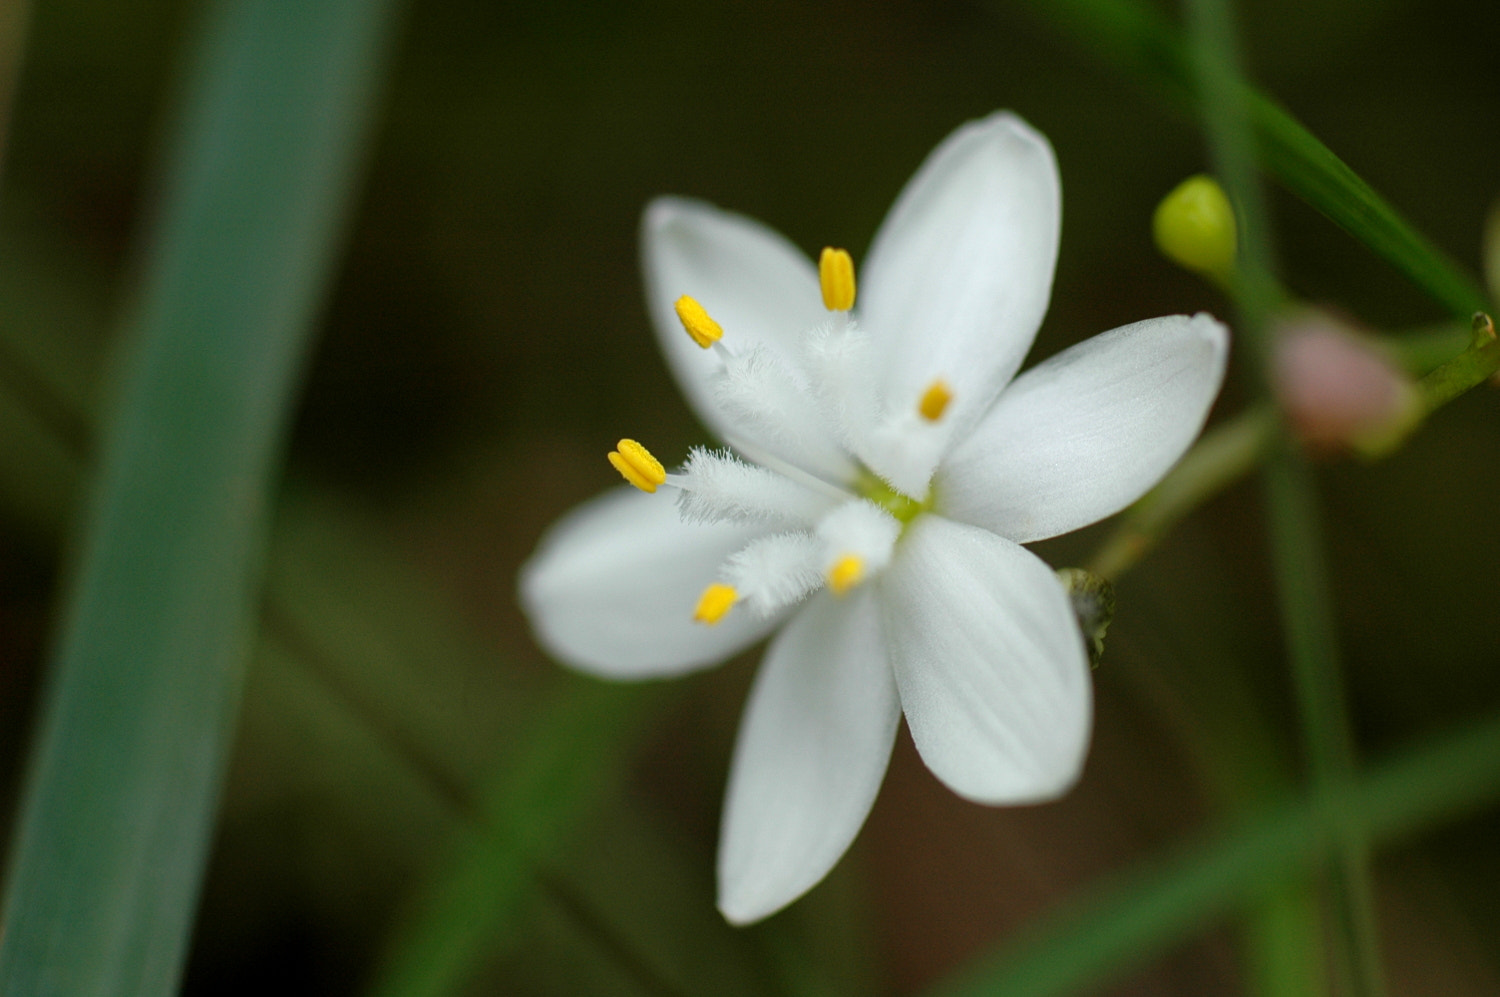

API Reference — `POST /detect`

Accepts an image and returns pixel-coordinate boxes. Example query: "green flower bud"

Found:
[1058,567,1115,668]
[1153,175,1238,281]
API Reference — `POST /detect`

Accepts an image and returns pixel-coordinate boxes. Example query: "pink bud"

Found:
[1272,316,1415,451]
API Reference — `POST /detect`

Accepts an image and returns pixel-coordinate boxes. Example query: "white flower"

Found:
[520,112,1229,924]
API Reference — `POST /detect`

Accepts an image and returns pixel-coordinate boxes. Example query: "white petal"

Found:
[937,313,1230,543]
[642,199,830,448]
[717,588,899,924]
[880,516,1091,804]
[519,487,779,678]
[859,113,1061,449]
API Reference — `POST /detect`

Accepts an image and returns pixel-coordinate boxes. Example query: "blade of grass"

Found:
[369,677,664,997]
[1,175,704,997]
[925,707,1500,997]
[1009,0,1490,318]
[0,0,399,992]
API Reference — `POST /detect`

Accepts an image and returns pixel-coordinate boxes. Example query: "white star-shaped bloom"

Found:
[520,112,1229,924]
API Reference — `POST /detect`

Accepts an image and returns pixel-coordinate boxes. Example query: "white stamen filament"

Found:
[723,532,824,616]
[721,434,855,503]
[711,344,857,481]
[802,323,881,469]
[672,447,839,527]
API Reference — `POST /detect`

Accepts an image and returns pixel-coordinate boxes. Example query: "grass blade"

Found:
[1013,0,1490,317]
[0,0,398,992]
[370,678,662,997]
[926,709,1500,997]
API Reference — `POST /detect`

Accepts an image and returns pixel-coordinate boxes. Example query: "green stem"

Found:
[1261,454,1386,995]
[1179,0,1387,992]
[1359,313,1500,457]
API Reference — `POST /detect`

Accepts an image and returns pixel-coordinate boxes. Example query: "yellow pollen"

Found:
[694,583,737,625]
[827,554,865,596]
[607,438,666,492]
[918,379,953,421]
[819,247,856,311]
[674,295,723,349]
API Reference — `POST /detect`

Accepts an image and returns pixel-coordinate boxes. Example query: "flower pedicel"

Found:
[521,112,1230,924]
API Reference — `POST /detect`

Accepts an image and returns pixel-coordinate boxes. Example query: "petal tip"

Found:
[972,109,1048,146]
[963,110,1059,176]
[716,856,790,926]
[1189,311,1233,352]
[940,711,1093,807]
[715,892,765,927]
[642,195,705,240]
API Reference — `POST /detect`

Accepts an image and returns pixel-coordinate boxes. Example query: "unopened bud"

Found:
[1271,314,1418,453]
[1154,175,1238,281]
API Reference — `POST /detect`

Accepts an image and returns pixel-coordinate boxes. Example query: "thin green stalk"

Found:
[1260,454,1386,996]
[1359,313,1500,457]
[1180,0,1386,992]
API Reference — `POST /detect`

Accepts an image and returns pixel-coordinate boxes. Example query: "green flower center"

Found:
[855,468,931,524]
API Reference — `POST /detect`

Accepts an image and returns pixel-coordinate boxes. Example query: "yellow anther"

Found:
[819,247,856,311]
[608,439,666,492]
[827,554,865,596]
[674,295,723,349]
[1153,175,1238,281]
[693,583,738,625]
[918,379,953,422]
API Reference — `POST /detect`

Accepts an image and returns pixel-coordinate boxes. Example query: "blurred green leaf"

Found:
[262,488,536,810]
[925,709,1500,997]
[0,203,108,534]
[1014,0,1491,318]
[485,795,777,997]
[0,0,399,992]
[371,677,662,997]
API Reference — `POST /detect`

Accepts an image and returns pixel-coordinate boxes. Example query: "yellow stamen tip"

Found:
[827,554,865,596]
[694,583,737,625]
[674,295,723,349]
[918,379,953,422]
[819,247,856,312]
[608,438,666,492]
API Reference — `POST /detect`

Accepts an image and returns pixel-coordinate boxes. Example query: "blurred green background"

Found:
[1,0,1497,993]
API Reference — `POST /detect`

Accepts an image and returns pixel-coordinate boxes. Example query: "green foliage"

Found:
[0,0,398,991]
